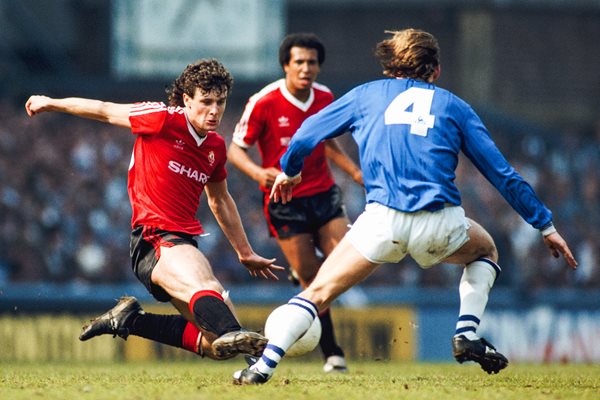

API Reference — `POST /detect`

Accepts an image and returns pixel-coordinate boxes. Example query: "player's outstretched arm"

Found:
[25,95,132,129]
[205,179,284,280]
[542,231,578,269]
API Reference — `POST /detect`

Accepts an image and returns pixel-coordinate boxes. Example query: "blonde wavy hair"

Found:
[374,29,440,82]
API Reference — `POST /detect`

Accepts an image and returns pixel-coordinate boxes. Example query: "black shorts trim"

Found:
[130,226,198,302]
[264,184,347,239]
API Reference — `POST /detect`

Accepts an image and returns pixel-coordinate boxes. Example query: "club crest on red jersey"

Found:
[208,150,215,166]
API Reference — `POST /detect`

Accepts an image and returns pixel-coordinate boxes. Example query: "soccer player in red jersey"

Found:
[25,59,284,360]
[228,33,363,372]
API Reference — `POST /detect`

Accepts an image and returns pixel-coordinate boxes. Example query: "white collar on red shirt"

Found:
[278,79,314,112]
[184,110,209,147]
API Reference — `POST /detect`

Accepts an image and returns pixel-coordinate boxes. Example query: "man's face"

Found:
[183,88,227,135]
[283,46,320,93]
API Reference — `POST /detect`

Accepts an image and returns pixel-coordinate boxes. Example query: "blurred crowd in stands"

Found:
[1,99,598,290]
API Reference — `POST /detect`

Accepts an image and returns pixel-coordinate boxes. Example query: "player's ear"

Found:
[430,65,441,82]
[183,92,192,108]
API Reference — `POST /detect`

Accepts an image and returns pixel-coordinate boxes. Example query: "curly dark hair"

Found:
[278,32,325,68]
[166,59,233,107]
[374,29,440,82]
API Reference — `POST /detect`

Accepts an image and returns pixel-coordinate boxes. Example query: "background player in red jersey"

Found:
[228,33,362,372]
[25,59,284,360]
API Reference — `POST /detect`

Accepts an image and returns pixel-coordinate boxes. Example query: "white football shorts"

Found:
[346,202,470,268]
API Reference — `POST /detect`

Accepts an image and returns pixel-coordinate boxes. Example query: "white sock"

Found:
[252,296,317,377]
[455,259,500,340]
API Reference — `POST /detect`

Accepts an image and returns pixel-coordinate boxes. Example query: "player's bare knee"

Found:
[199,279,224,295]
[485,242,498,263]
[174,279,224,303]
[468,237,497,263]
[467,221,498,263]
[477,234,498,262]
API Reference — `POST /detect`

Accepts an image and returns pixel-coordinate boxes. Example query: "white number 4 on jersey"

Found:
[384,87,435,136]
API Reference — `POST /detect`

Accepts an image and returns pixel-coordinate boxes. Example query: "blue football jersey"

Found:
[280,78,552,229]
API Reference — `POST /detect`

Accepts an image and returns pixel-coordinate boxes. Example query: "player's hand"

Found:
[542,232,578,269]
[239,253,285,281]
[25,95,53,117]
[269,173,302,204]
[256,167,281,189]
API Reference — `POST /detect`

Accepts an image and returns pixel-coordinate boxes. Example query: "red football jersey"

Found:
[232,79,335,197]
[128,102,227,234]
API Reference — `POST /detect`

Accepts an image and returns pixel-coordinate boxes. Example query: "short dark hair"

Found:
[166,59,233,107]
[278,33,326,68]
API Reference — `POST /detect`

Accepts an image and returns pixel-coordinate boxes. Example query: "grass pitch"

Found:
[1,360,598,400]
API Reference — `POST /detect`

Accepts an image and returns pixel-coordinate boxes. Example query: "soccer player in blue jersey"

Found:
[233,28,578,384]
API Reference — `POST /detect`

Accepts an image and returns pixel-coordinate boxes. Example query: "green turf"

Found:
[1,360,598,400]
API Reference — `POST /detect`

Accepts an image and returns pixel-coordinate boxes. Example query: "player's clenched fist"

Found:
[25,95,53,116]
